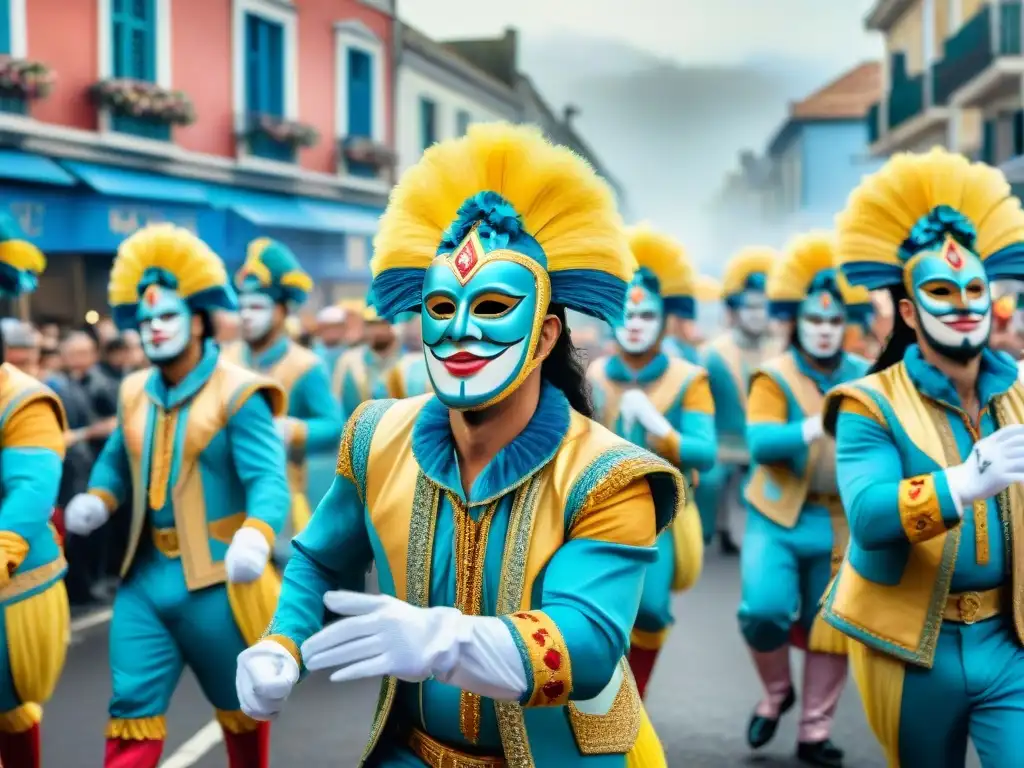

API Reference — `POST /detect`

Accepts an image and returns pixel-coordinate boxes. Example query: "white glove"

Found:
[236,639,300,721]
[302,590,527,701]
[64,493,110,536]
[275,417,299,446]
[801,415,824,444]
[945,424,1024,512]
[619,389,673,439]
[224,526,271,584]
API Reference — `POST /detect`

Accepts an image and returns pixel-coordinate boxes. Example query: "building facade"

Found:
[394,25,520,175]
[762,62,884,233]
[0,0,397,324]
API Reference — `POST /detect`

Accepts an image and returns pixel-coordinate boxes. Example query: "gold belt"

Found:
[151,512,247,558]
[406,728,505,768]
[943,588,1005,625]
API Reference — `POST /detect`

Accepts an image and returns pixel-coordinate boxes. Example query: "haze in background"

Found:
[399,0,882,273]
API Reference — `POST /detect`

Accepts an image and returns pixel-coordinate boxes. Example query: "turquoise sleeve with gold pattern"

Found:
[228,392,291,541]
[746,372,808,469]
[291,363,343,455]
[836,402,960,549]
[656,374,717,471]
[87,423,131,511]
[501,476,659,706]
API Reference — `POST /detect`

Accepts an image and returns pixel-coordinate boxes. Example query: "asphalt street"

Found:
[41,552,979,767]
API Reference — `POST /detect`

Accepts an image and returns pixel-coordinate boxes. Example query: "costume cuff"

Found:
[89,488,120,513]
[263,633,303,667]
[0,531,28,569]
[500,610,572,708]
[242,517,277,548]
[898,472,960,544]
[291,420,308,452]
[649,429,681,466]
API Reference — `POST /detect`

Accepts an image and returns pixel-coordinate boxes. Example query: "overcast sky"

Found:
[399,0,881,68]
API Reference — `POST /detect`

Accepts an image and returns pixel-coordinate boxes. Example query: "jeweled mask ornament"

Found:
[137,283,192,363]
[239,290,276,342]
[736,275,769,336]
[797,289,846,360]
[908,237,991,361]
[421,227,548,411]
[615,273,663,354]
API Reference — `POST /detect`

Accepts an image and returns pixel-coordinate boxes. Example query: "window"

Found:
[244,13,290,162]
[0,0,22,115]
[456,110,471,137]
[346,48,375,177]
[419,98,437,152]
[109,0,167,139]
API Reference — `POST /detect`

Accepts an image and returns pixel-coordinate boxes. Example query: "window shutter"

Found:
[347,49,373,138]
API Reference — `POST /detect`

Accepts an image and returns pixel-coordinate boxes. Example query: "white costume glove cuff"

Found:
[801,416,824,444]
[432,615,528,701]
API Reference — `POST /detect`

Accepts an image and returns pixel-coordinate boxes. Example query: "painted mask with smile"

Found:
[615,275,663,354]
[797,289,846,360]
[908,238,991,361]
[421,229,546,411]
[137,283,192,363]
[239,291,276,342]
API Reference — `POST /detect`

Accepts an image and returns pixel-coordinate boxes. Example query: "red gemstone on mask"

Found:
[453,238,478,279]
[543,649,562,671]
[629,286,646,304]
[542,680,565,699]
[143,285,160,307]
[943,239,965,269]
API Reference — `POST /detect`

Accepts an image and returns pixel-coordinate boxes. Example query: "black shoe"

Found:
[797,739,843,767]
[746,687,795,749]
[719,530,740,556]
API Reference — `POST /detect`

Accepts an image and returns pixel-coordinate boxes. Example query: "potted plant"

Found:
[0,57,55,109]
[340,135,395,168]
[246,114,320,149]
[90,79,196,126]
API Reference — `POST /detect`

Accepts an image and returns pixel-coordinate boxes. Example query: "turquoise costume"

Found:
[88,224,290,768]
[737,231,868,767]
[697,247,777,550]
[332,291,406,415]
[0,230,69,768]
[587,223,714,699]
[259,123,678,766]
[227,239,343,534]
[820,148,1024,767]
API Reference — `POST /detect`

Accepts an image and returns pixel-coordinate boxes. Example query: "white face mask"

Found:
[239,293,276,342]
[796,290,846,359]
[137,286,192,363]
[736,291,769,337]
[614,285,663,355]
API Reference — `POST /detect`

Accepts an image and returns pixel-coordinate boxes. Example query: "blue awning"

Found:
[0,150,76,186]
[208,186,381,235]
[62,160,208,204]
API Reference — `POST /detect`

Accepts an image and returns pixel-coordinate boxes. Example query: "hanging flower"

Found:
[90,78,196,126]
[341,135,395,168]
[0,57,55,100]
[245,113,320,149]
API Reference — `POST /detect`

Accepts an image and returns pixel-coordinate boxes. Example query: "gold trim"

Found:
[106,716,167,741]
[566,660,642,755]
[942,588,1004,624]
[630,626,667,651]
[264,633,301,666]
[897,474,946,544]
[0,703,41,733]
[407,726,506,768]
[147,409,176,512]
[89,488,120,512]
[505,610,572,708]
[242,517,276,548]
[215,709,262,734]
[0,555,66,602]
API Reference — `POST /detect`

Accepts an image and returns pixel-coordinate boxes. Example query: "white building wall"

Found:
[396,63,518,175]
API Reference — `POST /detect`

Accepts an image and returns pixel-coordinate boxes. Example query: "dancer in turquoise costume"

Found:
[587,223,714,700]
[738,232,867,768]
[332,290,405,414]
[313,303,349,374]
[64,224,291,768]
[819,149,1024,768]
[236,123,680,767]
[225,238,343,535]
[698,246,777,553]
[0,229,70,768]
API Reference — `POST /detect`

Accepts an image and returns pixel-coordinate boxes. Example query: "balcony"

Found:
[932,2,1024,107]
[869,50,950,155]
[888,73,925,129]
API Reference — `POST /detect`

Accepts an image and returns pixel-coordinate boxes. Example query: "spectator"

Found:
[0,319,40,378]
[39,340,62,377]
[38,320,60,346]
[99,336,130,381]
[121,329,146,371]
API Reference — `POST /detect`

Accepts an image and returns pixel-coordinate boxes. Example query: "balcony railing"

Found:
[933,2,1022,104]
[888,73,924,129]
[867,101,881,143]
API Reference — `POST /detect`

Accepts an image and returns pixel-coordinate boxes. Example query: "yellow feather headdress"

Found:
[108,224,235,330]
[722,246,777,306]
[836,146,1024,289]
[371,122,633,325]
[626,222,695,305]
[767,231,864,320]
[235,237,312,306]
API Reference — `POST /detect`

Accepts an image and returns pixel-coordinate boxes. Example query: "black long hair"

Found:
[541,304,594,417]
[869,284,915,374]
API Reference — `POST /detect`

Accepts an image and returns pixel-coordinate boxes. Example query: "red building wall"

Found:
[21,0,394,172]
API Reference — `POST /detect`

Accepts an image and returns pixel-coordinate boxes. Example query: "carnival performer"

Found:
[226,238,343,535]
[236,123,681,767]
[0,231,70,768]
[63,224,291,768]
[313,303,349,374]
[696,247,777,552]
[587,223,715,699]
[654,243,700,364]
[738,232,867,768]
[819,148,1024,768]
[332,289,405,413]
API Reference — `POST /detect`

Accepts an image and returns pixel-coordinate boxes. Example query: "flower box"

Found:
[90,79,196,126]
[340,136,396,169]
[246,114,320,149]
[0,57,55,100]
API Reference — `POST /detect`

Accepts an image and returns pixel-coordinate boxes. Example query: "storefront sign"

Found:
[107,206,199,237]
